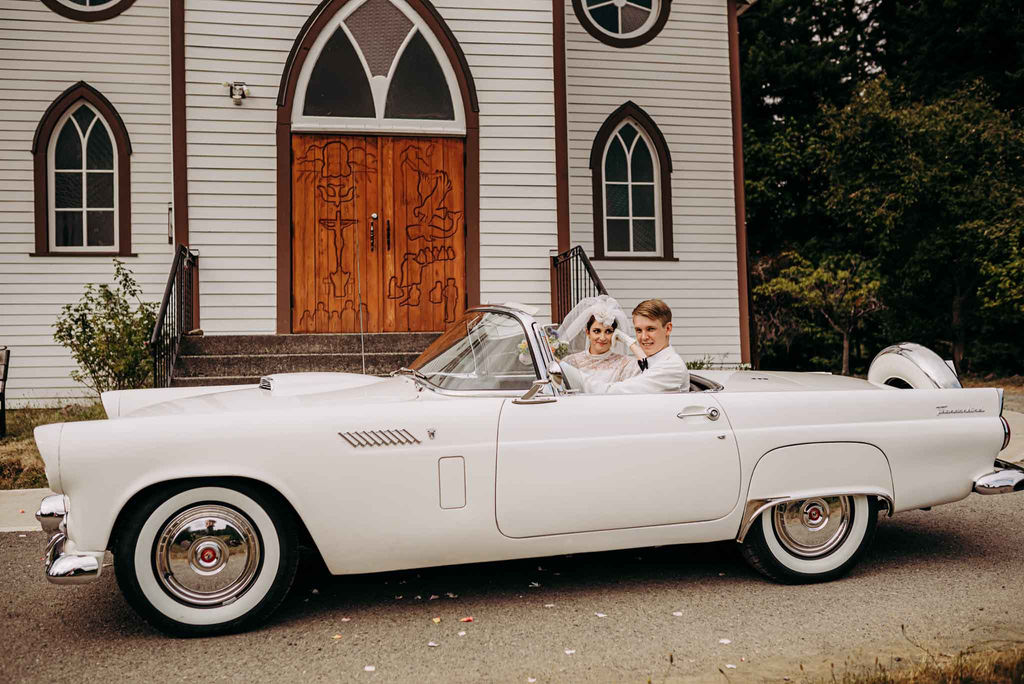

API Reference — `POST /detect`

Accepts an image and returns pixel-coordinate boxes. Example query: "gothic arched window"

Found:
[590,102,674,260]
[32,82,132,256]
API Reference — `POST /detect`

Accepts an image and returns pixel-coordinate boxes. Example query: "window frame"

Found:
[589,101,675,261]
[32,81,133,257]
[41,0,137,22]
[570,0,673,49]
[47,102,119,253]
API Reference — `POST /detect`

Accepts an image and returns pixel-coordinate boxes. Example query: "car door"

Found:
[495,392,740,538]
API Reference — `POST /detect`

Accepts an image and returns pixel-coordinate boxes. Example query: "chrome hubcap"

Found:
[154,504,261,607]
[773,496,852,558]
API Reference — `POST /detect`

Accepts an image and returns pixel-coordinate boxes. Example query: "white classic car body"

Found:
[34,306,1018,636]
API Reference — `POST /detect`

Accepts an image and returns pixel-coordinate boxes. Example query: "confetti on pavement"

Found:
[719,639,732,645]
[459,617,474,622]
[672,611,683,617]
[458,631,466,637]
[427,641,439,648]
[544,603,555,608]
[564,649,576,655]
[341,617,351,622]
[364,666,376,672]
[332,634,342,640]
[432,617,441,624]
[529,581,541,588]
[446,592,458,598]
[429,594,439,600]
[726,664,737,669]
[595,613,607,618]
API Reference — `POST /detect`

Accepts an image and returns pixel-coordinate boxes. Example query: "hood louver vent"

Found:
[339,429,421,448]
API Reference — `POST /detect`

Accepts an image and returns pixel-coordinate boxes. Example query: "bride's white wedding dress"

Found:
[561,348,640,385]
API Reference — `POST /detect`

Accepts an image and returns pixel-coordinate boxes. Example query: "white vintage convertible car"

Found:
[34,305,1018,637]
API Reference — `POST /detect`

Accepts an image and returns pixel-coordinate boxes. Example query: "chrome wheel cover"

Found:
[153,504,262,607]
[772,496,853,559]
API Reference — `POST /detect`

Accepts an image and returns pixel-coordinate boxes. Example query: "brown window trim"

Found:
[40,0,137,22]
[570,0,672,49]
[589,100,673,260]
[31,81,133,257]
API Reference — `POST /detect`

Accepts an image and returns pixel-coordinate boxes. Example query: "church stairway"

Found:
[170,332,439,388]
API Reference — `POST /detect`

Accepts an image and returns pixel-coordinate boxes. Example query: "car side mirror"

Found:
[513,378,555,405]
[547,360,564,388]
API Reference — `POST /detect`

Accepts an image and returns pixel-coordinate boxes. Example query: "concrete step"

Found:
[179,332,439,356]
[173,351,422,378]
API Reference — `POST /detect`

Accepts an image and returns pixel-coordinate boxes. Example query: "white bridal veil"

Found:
[556,295,634,356]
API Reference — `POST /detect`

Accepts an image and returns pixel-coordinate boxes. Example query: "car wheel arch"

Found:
[106,476,318,556]
[738,441,896,542]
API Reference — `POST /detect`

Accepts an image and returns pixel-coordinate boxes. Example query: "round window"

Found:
[42,0,136,22]
[572,0,671,48]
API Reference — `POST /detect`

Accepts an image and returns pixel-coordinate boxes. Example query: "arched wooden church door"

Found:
[290,0,468,333]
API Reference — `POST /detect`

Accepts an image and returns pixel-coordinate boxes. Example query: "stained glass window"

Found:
[51,103,116,248]
[603,121,659,254]
[582,0,659,39]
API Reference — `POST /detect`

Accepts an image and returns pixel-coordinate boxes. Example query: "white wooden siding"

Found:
[183,0,557,334]
[564,0,743,363]
[0,0,174,406]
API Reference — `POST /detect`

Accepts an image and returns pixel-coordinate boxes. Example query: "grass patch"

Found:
[827,645,1024,683]
[0,403,106,490]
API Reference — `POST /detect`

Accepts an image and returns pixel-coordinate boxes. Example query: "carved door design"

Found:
[292,134,466,333]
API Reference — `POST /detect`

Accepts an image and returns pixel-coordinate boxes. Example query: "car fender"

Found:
[738,442,895,541]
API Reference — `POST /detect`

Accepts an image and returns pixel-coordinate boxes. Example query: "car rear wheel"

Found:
[740,494,878,583]
[113,480,298,637]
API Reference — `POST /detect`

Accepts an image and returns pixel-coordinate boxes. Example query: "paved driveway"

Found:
[3,487,1024,683]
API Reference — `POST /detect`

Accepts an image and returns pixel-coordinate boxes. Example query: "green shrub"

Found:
[53,259,157,396]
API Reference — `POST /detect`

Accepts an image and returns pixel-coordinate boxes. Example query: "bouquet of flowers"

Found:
[518,331,570,364]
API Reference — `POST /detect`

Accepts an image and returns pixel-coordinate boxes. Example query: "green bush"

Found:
[53,259,157,396]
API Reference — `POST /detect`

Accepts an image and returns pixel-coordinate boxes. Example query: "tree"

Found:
[821,78,1024,373]
[756,252,883,375]
[53,259,157,396]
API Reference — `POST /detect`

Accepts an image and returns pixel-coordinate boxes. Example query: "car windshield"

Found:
[409,310,539,391]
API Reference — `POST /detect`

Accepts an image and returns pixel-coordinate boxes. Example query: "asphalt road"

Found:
[3,493,1024,684]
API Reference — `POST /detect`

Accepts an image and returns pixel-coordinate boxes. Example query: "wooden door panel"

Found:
[291,134,465,333]
[384,137,466,332]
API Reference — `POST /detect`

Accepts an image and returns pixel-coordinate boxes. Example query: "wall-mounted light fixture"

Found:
[222,81,250,105]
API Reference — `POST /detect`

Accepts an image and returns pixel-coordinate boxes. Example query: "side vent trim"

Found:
[339,429,421,448]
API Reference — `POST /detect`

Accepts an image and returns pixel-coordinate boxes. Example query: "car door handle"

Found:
[677,407,720,421]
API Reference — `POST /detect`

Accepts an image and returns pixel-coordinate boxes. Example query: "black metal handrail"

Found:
[550,245,607,324]
[151,245,199,388]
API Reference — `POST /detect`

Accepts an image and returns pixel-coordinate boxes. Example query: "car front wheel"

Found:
[113,480,299,637]
[740,494,878,583]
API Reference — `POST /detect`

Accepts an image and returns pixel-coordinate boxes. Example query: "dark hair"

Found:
[586,315,618,331]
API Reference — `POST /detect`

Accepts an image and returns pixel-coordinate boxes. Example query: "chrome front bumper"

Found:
[36,494,101,584]
[974,459,1024,495]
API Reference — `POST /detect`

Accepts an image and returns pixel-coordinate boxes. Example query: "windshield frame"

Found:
[407,306,554,397]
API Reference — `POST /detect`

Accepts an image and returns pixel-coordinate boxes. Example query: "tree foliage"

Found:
[739,0,1024,375]
[755,252,883,375]
[53,259,157,396]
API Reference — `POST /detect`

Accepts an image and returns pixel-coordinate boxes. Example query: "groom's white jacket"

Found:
[582,345,689,394]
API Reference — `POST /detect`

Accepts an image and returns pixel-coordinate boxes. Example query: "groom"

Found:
[579,299,689,394]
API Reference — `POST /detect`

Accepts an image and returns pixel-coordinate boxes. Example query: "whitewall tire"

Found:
[741,495,878,583]
[113,480,299,637]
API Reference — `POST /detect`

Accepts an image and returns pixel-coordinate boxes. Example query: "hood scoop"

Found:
[339,429,422,448]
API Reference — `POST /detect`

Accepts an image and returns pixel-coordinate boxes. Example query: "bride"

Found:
[556,295,646,386]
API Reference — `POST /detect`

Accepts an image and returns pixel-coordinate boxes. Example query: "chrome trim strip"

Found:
[736,492,895,543]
